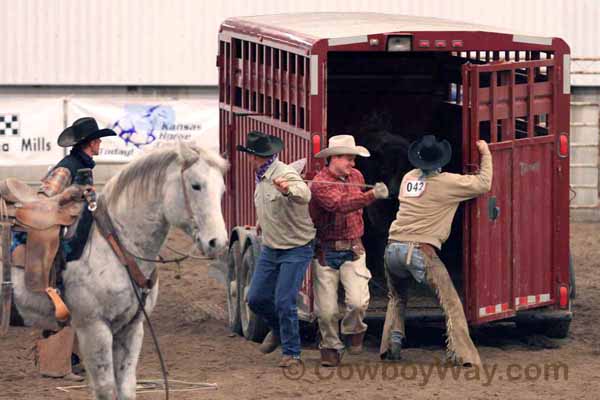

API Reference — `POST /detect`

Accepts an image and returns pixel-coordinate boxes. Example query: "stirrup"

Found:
[45,288,70,322]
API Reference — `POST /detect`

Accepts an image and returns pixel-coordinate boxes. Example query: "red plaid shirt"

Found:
[310,167,376,242]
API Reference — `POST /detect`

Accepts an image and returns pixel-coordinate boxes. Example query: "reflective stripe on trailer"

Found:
[515,293,551,307]
[479,302,509,317]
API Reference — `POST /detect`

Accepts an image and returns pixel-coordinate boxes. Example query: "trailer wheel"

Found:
[517,315,572,339]
[239,246,269,342]
[226,241,243,335]
[543,319,571,339]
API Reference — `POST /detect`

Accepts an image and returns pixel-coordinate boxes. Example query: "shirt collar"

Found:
[419,168,441,179]
[324,166,349,181]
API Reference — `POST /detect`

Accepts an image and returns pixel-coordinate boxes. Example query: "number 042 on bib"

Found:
[402,180,427,198]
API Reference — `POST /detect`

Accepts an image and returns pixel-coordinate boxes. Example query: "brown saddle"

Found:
[0,178,86,294]
[0,178,39,204]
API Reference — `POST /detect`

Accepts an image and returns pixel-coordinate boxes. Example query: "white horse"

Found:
[11,142,229,399]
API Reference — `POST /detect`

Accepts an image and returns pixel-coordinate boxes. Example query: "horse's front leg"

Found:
[113,319,144,400]
[76,321,117,400]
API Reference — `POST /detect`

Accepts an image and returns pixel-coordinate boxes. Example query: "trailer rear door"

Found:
[462,57,557,324]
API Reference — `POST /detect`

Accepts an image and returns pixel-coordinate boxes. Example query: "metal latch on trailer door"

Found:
[488,196,500,221]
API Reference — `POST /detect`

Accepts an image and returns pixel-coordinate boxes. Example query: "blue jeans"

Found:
[384,242,427,283]
[247,241,314,357]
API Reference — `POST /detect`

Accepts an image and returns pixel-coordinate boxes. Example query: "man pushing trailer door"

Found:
[381,135,493,367]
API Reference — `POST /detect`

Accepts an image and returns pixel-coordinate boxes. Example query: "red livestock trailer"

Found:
[218,13,573,342]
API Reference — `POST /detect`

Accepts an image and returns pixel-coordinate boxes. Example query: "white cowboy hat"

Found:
[314,135,370,158]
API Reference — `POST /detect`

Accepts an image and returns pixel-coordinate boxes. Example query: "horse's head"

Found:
[163,142,229,257]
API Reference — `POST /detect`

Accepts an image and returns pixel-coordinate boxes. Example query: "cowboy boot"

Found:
[278,355,302,368]
[320,348,342,367]
[384,333,403,361]
[347,332,365,355]
[258,331,280,354]
[37,327,83,380]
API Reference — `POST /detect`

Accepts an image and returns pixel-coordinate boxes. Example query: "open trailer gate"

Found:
[461,56,565,324]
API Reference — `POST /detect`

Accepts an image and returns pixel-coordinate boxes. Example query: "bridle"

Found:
[180,157,202,240]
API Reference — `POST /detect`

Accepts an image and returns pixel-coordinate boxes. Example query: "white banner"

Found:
[68,98,220,162]
[0,98,65,165]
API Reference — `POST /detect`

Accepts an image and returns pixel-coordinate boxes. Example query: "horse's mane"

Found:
[103,144,228,206]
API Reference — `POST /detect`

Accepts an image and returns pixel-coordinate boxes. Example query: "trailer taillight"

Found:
[418,40,430,48]
[387,36,412,52]
[312,134,321,155]
[559,285,569,308]
[559,133,569,158]
[451,40,464,48]
[434,40,447,48]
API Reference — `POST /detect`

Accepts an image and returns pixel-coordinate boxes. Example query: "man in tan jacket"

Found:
[237,130,316,368]
[380,135,492,367]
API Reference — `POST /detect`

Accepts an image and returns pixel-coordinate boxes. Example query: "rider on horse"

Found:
[34,117,115,381]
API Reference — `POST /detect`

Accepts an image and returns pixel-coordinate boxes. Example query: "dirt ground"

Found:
[1,222,599,400]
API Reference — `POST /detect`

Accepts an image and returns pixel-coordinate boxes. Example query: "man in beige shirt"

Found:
[381,135,492,367]
[237,131,316,368]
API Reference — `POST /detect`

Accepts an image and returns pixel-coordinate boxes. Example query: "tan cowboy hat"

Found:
[314,135,370,158]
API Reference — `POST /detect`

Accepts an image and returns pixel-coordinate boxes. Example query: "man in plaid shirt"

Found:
[310,135,389,366]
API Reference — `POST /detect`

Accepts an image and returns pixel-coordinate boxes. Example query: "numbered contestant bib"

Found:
[402,179,427,198]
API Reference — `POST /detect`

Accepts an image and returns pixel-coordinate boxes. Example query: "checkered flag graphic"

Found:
[0,114,20,136]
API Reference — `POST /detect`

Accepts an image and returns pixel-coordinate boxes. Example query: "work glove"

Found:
[476,140,491,155]
[373,182,389,199]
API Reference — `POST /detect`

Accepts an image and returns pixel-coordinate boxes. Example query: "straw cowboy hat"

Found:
[314,135,370,158]
[58,117,116,148]
[236,130,283,157]
[407,134,452,170]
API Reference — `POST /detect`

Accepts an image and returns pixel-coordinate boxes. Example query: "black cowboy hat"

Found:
[57,117,117,148]
[236,130,283,157]
[408,134,452,170]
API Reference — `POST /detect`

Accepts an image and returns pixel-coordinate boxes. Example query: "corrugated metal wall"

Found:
[570,102,599,208]
[1,0,598,86]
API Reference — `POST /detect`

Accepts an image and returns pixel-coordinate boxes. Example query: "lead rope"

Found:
[268,177,376,189]
[126,243,214,264]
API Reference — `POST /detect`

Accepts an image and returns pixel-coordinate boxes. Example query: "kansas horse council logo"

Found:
[112,105,175,148]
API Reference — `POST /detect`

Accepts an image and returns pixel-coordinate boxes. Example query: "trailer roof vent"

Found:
[387,36,412,52]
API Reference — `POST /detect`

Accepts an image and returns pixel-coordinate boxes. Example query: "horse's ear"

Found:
[177,140,199,166]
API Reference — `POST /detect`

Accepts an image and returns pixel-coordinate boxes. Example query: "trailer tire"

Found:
[517,315,572,339]
[226,241,243,335]
[239,246,269,343]
[543,318,571,339]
